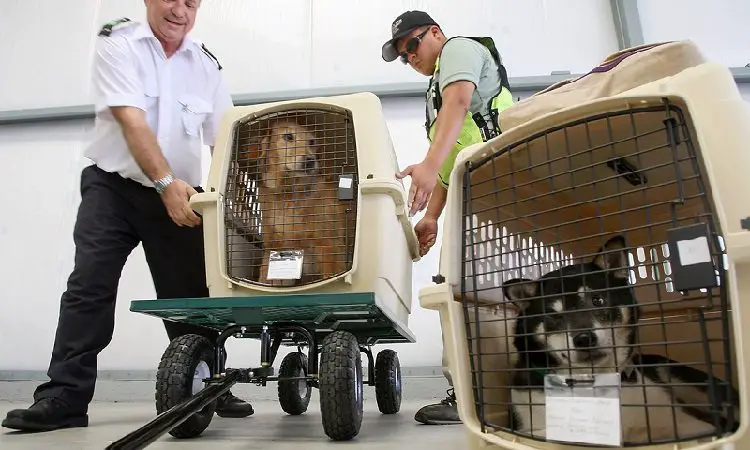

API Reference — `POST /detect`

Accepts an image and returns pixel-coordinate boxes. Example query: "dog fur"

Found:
[241,118,350,286]
[502,235,737,443]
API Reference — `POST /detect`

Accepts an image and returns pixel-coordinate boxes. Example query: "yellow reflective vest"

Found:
[424,36,516,188]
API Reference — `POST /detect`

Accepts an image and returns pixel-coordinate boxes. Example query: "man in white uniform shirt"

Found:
[2,0,253,432]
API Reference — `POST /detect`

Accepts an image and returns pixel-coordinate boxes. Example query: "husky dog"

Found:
[502,235,737,443]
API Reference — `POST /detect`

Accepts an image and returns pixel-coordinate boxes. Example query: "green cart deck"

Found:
[130,292,415,345]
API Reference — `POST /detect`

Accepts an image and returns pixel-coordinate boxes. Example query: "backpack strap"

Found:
[424,55,443,141]
[468,36,511,91]
[464,36,512,139]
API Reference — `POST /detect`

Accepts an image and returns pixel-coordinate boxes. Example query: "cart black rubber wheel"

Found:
[278,352,311,415]
[375,349,402,414]
[319,330,364,441]
[155,334,216,439]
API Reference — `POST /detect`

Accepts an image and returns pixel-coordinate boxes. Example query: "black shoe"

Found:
[2,398,88,432]
[215,391,254,418]
[414,389,461,425]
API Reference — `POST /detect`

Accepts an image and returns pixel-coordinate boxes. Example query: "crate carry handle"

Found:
[359,179,422,262]
[189,191,220,214]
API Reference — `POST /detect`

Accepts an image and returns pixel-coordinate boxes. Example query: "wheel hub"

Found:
[297,368,308,396]
[395,362,402,394]
[355,360,364,408]
[192,360,211,396]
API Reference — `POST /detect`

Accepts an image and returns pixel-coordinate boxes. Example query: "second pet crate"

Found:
[420,61,750,449]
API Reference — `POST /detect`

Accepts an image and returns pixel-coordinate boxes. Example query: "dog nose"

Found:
[573,332,598,349]
[304,155,317,171]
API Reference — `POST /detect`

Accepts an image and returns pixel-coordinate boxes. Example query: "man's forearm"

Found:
[423,81,474,170]
[425,182,448,219]
[424,98,469,170]
[121,123,173,181]
[112,107,172,182]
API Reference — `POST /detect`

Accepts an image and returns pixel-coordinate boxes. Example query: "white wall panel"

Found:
[741,84,750,103]
[0,0,100,111]
[195,0,313,94]
[0,121,92,369]
[310,0,621,88]
[1,0,620,112]
[309,1,425,88]
[0,117,208,370]
[96,0,314,95]
[638,0,750,68]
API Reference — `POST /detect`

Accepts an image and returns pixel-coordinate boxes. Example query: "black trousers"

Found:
[33,165,220,412]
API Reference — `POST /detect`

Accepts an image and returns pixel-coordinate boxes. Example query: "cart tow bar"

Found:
[105,370,242,450]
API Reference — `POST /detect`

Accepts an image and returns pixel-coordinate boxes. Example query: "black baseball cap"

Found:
[381,10,439,62]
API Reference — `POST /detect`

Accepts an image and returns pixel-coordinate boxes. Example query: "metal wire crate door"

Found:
[460,99,739,447]
[223,107,358,288]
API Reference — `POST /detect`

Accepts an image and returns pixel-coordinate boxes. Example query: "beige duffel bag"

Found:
[498,40,707,132]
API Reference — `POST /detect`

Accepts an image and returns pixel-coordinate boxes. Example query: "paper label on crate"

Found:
[676,236,712,266]
[267,250,303,280]
[544,374,622,447]
[339,177,353,189]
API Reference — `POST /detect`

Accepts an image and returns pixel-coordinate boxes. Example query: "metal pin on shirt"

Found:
[179,101,194,114]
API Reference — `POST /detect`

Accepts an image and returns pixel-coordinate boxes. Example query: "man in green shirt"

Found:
[382,10,514,425]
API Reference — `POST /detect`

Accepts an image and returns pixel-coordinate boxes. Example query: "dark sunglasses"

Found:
[398,28,430,64]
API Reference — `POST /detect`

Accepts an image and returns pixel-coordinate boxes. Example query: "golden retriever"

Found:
[240,118,352,286]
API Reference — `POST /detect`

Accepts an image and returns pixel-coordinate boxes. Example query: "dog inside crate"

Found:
[221,107,358,287]
[460,99,740,446]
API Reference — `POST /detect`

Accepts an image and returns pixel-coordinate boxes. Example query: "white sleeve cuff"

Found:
[95,94,145,113]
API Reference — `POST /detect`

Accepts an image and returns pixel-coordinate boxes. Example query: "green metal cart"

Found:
[106,291,414,449]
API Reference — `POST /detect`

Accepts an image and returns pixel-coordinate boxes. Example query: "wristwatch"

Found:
[153,172,175,195]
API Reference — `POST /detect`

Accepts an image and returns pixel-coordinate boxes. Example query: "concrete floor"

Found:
[0,378,467,449]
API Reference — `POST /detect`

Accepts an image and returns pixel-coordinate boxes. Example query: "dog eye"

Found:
[591,295,605,307]
[283,133,294,141]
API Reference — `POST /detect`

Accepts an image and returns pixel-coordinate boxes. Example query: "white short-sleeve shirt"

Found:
[84,19,233,188]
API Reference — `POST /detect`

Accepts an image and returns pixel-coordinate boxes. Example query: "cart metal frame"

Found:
[106,291,414,449]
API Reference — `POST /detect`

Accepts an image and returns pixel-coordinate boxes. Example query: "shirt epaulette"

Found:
[98,17,135,37]
[200,43,223,71]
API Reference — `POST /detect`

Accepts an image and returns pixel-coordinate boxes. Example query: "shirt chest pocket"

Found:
[142,80,159,128]
[178,94,213,138]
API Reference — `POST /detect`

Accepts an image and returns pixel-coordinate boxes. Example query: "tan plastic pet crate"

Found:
[122,92,423,444]
[190,92,421,325]
[420,62,750,449]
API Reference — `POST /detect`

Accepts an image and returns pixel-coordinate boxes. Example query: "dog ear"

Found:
[593,235,630,279]
[502,277,538,311]
[242,135,268,161]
